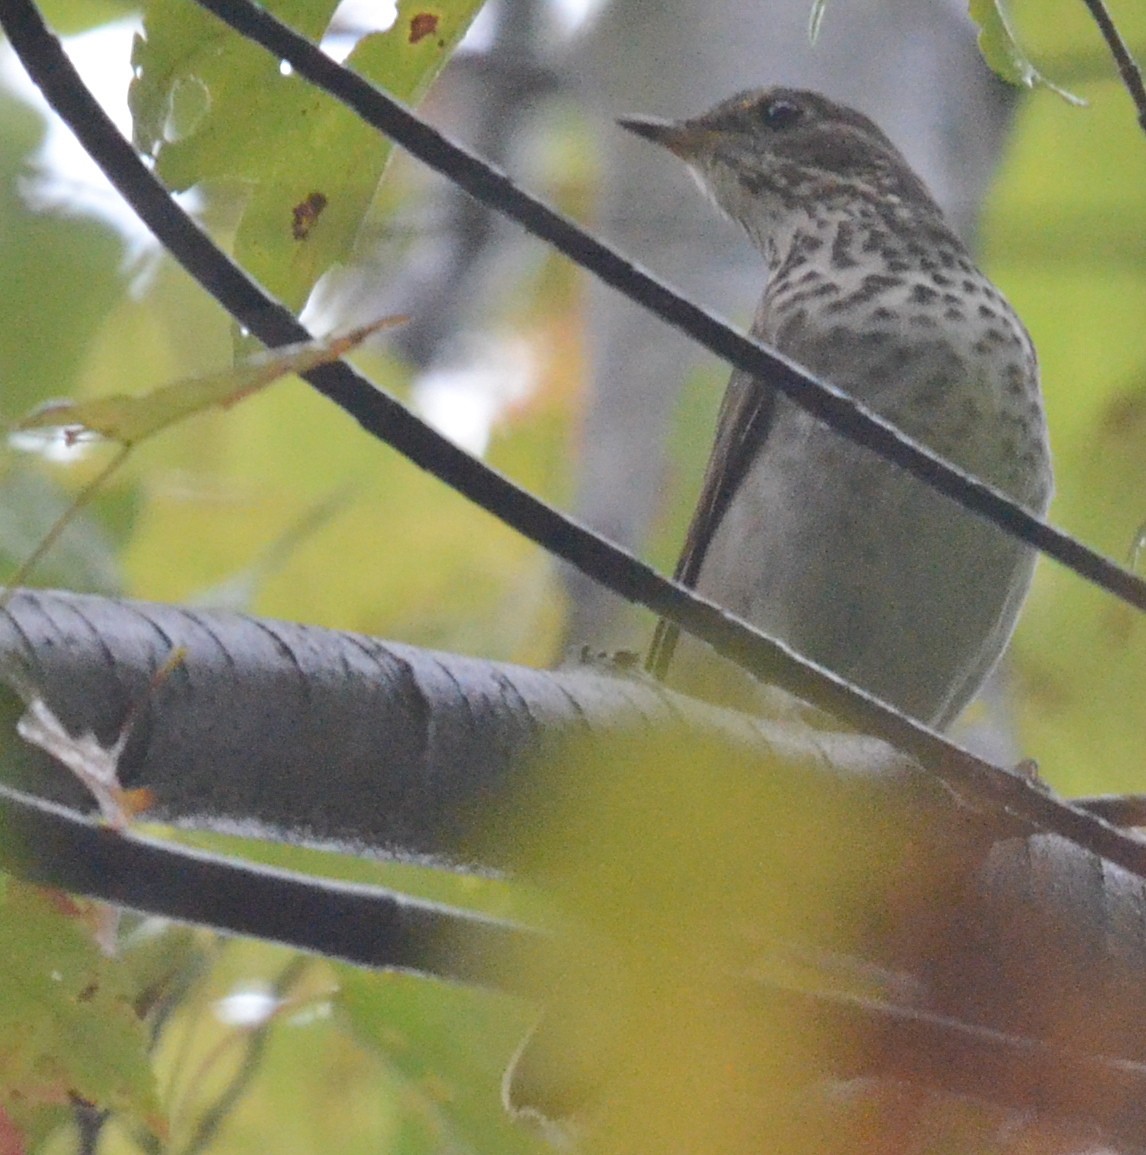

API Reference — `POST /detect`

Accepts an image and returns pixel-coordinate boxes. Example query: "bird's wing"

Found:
[646,361,779,678]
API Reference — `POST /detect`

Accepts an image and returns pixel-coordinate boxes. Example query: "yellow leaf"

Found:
[15,317,404,447]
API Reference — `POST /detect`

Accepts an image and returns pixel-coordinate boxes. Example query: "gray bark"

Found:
[0,587,939,867]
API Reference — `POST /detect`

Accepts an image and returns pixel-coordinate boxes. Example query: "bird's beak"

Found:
[617,114,713,161]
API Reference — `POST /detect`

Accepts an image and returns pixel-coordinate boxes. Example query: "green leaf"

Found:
[0,95,127,420]
[0,883,164,1139]
[38,0,137,35]
[968,0,1084,103]
[130,0,486,316]
[129,1,336,175]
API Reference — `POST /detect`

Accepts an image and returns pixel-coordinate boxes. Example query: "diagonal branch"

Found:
[1078,0,1146,130]
[0,780,545,993]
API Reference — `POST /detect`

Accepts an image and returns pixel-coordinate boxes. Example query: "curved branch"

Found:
[0,589,955,867]
[0,586,1143,922]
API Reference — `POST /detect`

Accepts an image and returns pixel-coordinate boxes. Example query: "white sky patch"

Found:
[460,0,607,53]
[215,980,331,1028]
[324,0,398,61]
[331,0,399,32]
[412,334,537,457]
[459,2,498,54]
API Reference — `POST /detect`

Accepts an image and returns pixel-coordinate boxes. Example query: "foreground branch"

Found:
[0,589,948,865]
[5,590,1146,1145]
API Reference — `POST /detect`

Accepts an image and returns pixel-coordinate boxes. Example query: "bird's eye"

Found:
[758,99,802,129]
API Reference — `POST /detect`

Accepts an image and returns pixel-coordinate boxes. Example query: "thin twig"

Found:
[178,956,311,1155]
[0,445,128,607]
[1078,0,1146,130]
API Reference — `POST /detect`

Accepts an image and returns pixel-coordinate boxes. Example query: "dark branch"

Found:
[764,983,1146,1149]
[0,590,964,867]
[7,587,1146,915]
[1078,0,1146,131]
[0,779,544,991]
[175,957,308,1155]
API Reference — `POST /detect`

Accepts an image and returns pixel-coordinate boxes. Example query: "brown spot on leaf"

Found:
[292,191,327,241]
[409,12,439,43]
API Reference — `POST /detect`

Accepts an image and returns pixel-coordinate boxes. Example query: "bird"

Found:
[620,88,1053,730]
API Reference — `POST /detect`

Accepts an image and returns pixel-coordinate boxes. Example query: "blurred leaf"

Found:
[37,0,136,34]
[8,322,397,597]
[647,363,725,575]
[117,354,566,661]
[190,484,353,612]
[1014,376,1146,795]
[0,93,126,422]
[130,0,485,316]
[16,317,403,446]
[0,883,164,1140]
[979,30,1146,789]
[132,938,396,1154]
[969,0,1084,102]
[482,727,952,1154]
[339,969,542,1155]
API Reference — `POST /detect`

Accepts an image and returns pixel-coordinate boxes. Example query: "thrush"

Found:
[622,88,1053,729]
